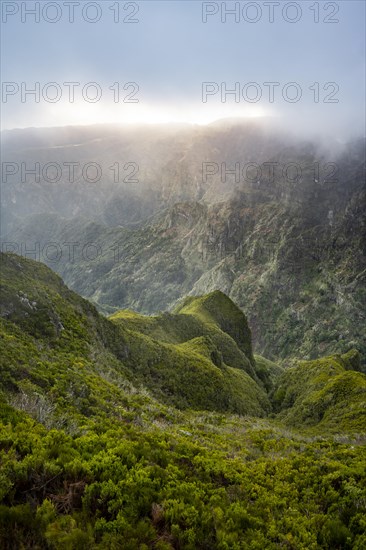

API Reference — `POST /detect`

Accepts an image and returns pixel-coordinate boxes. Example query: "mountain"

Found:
[0,120,350,234]
[0,252,365,549]
[3,122,365,365]
[0,252,271,416]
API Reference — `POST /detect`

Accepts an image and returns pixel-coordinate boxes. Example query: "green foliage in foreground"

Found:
[0,253,366,548]
[1,398,366,550]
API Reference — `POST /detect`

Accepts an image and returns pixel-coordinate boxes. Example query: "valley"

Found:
[2,121,365,364]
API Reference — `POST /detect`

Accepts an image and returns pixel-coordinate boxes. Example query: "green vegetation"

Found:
[253,355,284,393]
[174,291,254,364]
[273,350,366,433]
[0,253,365,549]
[110,292,266,413]
[0,253,268,417]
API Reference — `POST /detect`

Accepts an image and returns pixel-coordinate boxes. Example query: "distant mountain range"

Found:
[2,120,365,365]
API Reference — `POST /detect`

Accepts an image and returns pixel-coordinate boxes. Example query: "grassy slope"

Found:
[254,354,284,393]
[1,390,365,549]
[273,350,366,433]
[1,253,366,548]
[173,291,255,365]
[0,253,270,417]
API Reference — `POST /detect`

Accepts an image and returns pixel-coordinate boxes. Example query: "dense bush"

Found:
[1,402,366,549]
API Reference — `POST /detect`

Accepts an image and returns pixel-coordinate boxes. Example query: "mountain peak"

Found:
[174,290,254,364]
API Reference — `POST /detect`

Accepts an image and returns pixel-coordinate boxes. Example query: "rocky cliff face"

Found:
[2,121,365,364]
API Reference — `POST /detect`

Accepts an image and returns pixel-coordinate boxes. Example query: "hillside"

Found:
[273,349,366,432]
[0,253,272,417]
[3,122,365,365]
[0,253,365,548]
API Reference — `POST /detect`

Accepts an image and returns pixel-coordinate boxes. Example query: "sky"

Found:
[1,0,365,139]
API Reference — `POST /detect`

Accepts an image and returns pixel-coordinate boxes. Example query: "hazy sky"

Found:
[1,0,365,138]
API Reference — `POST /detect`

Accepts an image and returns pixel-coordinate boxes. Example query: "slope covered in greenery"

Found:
[0,253,270,418]
[273,350,366,433]
[2,397,366,549]
[1,253,365,549]
[173,291,254,366]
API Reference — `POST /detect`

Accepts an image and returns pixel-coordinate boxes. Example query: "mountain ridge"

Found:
[0,252,270,415]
